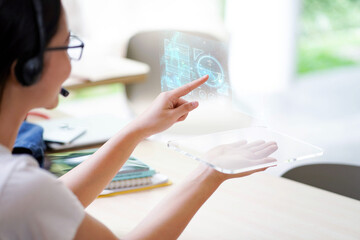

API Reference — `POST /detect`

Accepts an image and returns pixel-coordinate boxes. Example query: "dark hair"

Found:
[0,0,61,107]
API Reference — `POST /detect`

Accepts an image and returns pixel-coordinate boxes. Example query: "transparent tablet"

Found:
[167,127,323,174]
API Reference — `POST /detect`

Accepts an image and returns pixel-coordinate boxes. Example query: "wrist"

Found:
[128,117,157,139]
[125,120,152,140]
[192,163,227,187]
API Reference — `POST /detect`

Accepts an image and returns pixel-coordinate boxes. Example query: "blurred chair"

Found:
[125,30,222,114]
[282,164,360,201]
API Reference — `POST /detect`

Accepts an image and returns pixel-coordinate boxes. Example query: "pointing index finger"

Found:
[171,75,209,98]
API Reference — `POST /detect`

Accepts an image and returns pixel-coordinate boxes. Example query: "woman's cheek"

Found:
[62,53,72,81]
[44,95,59,109]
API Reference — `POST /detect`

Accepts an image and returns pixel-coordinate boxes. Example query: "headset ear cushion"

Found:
[15,56,43,86]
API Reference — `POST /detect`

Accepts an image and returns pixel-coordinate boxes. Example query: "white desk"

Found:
[86,140,360,239]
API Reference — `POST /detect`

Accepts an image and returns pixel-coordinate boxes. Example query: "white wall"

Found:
[62,0,227,57]
[225,0,301,95]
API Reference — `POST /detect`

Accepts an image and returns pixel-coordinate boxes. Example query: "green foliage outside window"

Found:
[298,0,360,74]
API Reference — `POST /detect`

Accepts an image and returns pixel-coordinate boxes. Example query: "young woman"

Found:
[0,0,277,239]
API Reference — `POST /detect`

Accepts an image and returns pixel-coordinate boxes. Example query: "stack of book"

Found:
[47,148,171,197]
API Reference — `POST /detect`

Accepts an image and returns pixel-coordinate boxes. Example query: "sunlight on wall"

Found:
[225,0,300,95]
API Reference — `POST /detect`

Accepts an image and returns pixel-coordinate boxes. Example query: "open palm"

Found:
[203,140,278,172]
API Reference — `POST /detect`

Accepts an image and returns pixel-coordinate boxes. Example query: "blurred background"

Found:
[58,0,360,176]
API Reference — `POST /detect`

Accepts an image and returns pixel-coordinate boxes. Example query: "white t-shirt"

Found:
[0,144,85,240]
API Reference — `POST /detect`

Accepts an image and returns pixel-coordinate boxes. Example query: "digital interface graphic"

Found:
[160,32,231,101]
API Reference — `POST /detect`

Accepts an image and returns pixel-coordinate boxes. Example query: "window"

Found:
[298,0,360,74]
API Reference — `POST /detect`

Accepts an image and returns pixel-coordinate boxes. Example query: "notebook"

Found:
[47,148,171,197]
[100,173,171,197]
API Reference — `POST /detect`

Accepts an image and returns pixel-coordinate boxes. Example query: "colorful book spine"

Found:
[112,169,156,181]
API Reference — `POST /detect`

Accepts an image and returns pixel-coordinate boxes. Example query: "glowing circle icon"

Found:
[199,90,207,99]
[196,55,224,88]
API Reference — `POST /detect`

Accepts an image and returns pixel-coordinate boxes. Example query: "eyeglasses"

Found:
[46,34,84,61]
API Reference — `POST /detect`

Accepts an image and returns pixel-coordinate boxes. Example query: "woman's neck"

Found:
[0,99,29,151]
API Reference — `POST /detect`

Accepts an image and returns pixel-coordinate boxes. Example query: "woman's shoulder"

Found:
[0,148,79,208]
[0,146,39,193]
[0,149,85,240]
[0,149,71,211]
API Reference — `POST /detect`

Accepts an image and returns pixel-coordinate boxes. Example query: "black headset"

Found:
[14,0,45,87]
[14,0,69,96]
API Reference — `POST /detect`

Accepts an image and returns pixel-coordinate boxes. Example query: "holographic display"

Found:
[161,32,230,101]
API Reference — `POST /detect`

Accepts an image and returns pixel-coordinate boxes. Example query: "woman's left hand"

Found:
[130,75,209,138]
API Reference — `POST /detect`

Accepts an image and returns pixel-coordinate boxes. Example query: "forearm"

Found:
[59,123,146,208]
[124,164,224,240]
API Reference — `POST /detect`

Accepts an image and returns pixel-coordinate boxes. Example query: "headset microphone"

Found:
[60,87,69,97]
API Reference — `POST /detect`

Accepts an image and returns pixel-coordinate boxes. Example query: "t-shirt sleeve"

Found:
[0,157,85,240]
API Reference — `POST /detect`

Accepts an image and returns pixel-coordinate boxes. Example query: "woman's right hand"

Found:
[129,75,209,138]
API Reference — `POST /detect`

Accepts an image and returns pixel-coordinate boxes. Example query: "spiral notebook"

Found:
[99,173,171,197]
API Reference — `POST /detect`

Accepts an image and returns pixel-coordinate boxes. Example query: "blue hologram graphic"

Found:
[197,55,224,88]
[161,31,230,101]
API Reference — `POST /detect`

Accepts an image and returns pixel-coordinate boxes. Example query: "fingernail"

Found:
[191,101,198,107]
